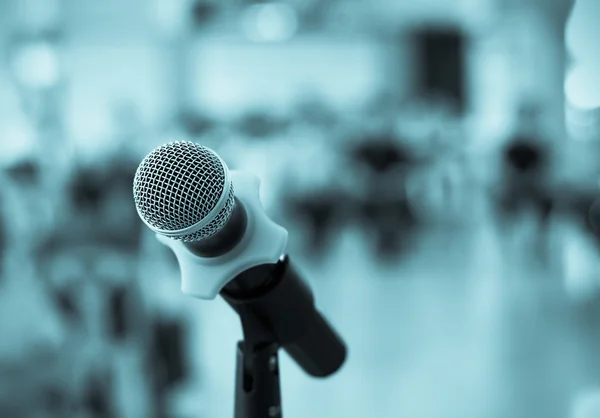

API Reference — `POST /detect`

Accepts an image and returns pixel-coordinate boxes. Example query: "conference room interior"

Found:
[1,0,600,417]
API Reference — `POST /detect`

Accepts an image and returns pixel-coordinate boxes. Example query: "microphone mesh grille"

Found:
[133,141,234,241]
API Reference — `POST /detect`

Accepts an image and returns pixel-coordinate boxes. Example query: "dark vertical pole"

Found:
[234,341,282,418]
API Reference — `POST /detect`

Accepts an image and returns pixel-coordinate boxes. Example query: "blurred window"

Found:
[413,28,466,113]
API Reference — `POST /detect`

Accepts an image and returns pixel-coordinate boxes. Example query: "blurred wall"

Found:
[189,36,390,117]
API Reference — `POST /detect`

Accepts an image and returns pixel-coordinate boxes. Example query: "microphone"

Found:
[133,141,346,377]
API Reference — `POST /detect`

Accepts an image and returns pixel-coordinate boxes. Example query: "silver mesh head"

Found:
[133,141,234,242]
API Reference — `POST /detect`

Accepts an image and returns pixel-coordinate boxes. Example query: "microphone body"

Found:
[133,142,347,378]
[222,256,346,377]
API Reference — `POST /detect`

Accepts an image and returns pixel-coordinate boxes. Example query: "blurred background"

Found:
[1,0,600,417]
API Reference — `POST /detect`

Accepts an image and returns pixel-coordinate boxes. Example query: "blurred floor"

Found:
[193,206,600,418]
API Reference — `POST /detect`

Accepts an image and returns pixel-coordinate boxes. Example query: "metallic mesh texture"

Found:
[133,141,234,241]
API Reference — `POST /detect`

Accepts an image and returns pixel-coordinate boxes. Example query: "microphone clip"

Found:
[156,171,288,299]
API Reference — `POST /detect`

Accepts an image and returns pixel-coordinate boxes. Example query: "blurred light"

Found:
[565,0,600,111]
[0,122,36,166]
[565,0,600,64]
[565,66,600,110]
[572,389,600,418]
[242,2,298,43]
[11,41,60,89]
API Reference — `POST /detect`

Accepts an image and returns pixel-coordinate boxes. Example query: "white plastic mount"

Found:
[155,171,288,300]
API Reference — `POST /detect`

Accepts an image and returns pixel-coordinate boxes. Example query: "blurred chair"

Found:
[500,136,553,220]
[235,108,290,140]
[64,155,142,251]
[276,128,351,261]
[494,102,556,261]
[283,187,348,259]
[147,318,191,418]
[347,130,420,260]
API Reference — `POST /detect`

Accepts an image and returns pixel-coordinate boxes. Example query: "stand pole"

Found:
[233,340,282,418]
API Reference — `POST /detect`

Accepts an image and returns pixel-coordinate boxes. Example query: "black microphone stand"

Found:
[221,255,346,418]
[233,309,282,418]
